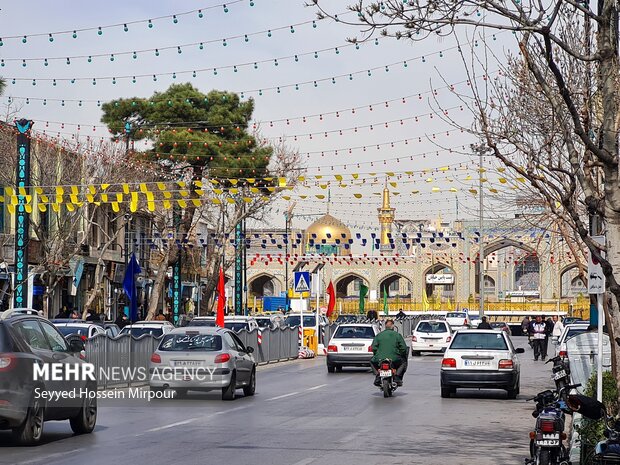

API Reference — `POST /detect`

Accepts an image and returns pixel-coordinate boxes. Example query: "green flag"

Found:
[383,286,389,316]
[359,283,369,314]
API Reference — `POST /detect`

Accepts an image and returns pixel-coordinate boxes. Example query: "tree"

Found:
[0,78,5,96]
[313,0,620,393]
[102,84,300,320]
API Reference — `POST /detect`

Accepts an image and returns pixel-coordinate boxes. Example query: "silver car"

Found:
[149,326,256,400]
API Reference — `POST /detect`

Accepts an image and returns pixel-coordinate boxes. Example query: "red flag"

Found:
[326,281,336,318]
[216,268,225,327]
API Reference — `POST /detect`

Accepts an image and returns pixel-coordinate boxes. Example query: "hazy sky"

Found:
[0,0,518,233]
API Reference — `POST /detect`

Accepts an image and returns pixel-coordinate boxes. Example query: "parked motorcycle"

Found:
[547,355,571,396]
[567,394,620,463]
[377,358,398,398]
[526,383,580,465]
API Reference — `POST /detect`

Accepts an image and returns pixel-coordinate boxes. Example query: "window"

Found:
[159,334,222,351]
[14,320,51,351]
[222,332,239,351]
[230,333,247,352]
[416,322,448,334]
[39,321,69,352]
[333,326,375,339]
[450,332,508,350]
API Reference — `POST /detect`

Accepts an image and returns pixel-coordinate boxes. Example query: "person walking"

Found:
[542,315,554,360]
[529,315,547,361]
[521,316,531,339]
[551,315,564,340]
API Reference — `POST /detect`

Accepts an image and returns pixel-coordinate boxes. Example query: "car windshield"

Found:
[187,319,216,327]
[159,334,222,351]
[120,327,163,337]
[416,322,448,333]
[55,325,89,337]
[450,332,508,350]
[446,313,466,318]
[225,322,249,332]
[490,322,506,328]
[255,318,271,328]
[565,328,588,341]
[284,315,316,327]
[334,326,375,339]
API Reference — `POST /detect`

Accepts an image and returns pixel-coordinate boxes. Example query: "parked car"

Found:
[440,329,524,399]
[51,320,106,340]
[253,314,283,330]
[102,322,120,337]
[555,323,590,358]
[149,326,256,400]
[187,316,259,332]
[563,317,588,325]
[284,313,328,329]
[468,313,481,328]
[326,323,379,373]
[490,321,512,336]
[445,311,470,332]
[119,321,174,338]
[411,320,452,356]
[0,308,96,445]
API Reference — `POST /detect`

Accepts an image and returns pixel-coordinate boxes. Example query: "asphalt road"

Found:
[1,337,554,465]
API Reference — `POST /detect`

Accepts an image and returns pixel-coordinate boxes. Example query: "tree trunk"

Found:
[146,250,170,321]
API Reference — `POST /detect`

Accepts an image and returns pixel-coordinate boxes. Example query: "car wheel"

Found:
[12,395,45,445]
[327,364,336,373]
[222,372,237,401]
[243,369,256,397]
[175,389,188,398]
[440,386,452,398]
[70,386,97,434]
[506,385,519,399]
[411,350,421,357]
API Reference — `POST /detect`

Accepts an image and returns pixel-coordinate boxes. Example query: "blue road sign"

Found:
[294,271,311,293]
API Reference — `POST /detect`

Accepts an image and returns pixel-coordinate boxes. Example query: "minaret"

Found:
[378,184,395,253]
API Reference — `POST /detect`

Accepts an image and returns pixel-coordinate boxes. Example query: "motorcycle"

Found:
[547,355,571,396]
[377,358,398,398]
[567,394,620,463]
[526,383,580,465]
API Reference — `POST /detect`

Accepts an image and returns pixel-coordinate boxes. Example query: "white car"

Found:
[120,321,174,338]
[187,316,260,332]
[555,323,589,358]
[440,329,525,399]
[411,320,452,356]
[326,323,380,373]
[52,321,106,339]
[445,311,470,332]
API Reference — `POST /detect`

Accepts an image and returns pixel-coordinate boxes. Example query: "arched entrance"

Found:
[560,264,587,298]
[479,240,540,300]
[248,274,282,298]
[378,273,412,298]
[335,273,368,298]
[424,263,455,304]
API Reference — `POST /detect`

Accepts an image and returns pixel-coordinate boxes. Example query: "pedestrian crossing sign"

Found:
[294,272,310,293]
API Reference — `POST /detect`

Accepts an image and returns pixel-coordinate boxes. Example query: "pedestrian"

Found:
[477,316,492,329]
[521,316,530,338]
[529,315,547,361]
[551,315,564,340]
[542,315,553,360]
[70,309,79,319]
[366,309,378,321]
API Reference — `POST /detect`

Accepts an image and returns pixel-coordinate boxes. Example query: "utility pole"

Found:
[284,202,296,312]
[472,144,486,319]
[13,119,33,310]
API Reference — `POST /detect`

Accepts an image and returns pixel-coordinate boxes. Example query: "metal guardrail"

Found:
[567,332,611,391]
[85,326,301,389]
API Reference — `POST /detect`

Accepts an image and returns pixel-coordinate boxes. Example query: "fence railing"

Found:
[85,326,301,389]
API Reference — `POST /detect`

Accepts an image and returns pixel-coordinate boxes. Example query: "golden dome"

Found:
[305,214,351,247]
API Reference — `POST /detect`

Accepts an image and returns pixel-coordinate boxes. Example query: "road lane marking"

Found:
[266,391,299,401]
[307,384,327,391]
[291,458,317,465]
[18,448,85,465]
[143,417,200,433]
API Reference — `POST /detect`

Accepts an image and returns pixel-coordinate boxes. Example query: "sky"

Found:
[0,0,521,234]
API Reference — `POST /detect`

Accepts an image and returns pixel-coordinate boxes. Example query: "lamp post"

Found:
[284,203,296,312]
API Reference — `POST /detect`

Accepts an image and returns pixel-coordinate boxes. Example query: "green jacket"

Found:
[371,328,408,363]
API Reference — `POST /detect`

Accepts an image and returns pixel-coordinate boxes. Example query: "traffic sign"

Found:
[588,235,606,294]
[294,271,310,293]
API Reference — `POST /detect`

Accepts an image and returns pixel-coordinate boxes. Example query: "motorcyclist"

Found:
[371,319,408,386]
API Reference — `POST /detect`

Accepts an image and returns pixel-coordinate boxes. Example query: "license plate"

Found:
[553,370,567,380]
[379,370,392,377]
[537,439,560,447]
[464,360,491,367]
[174,360,203,367]
[343,346,362,351]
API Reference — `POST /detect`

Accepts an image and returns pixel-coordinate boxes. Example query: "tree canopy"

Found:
[101,83,272,179]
